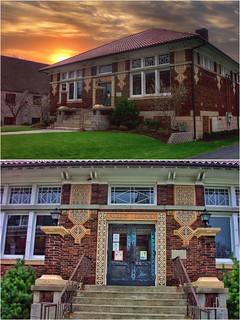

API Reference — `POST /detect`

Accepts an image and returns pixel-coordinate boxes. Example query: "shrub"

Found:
[144,118,160,130]
[222,256,239,319]
[0,259,36,319]
[203,129,238,140]
[111,95,139,129]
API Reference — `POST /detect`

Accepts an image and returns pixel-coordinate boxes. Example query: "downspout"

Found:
[191,43,205,141]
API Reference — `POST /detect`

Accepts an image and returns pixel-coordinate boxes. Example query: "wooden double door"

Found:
[107,224,155,286]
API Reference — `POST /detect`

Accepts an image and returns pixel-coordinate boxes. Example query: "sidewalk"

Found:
[191,142,239,159]
[1,129,77,135]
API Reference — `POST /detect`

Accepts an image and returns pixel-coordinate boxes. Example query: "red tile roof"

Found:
[41,28,198,71]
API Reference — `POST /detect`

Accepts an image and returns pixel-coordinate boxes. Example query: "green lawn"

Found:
[1,131,238,159]
[1,126,44,132]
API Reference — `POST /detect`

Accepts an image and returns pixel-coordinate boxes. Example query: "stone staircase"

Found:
[69,285,188,319]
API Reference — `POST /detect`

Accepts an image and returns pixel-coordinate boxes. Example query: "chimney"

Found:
[195,28,209,41]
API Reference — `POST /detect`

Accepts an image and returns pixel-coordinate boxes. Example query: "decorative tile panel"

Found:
[70,184,91,205]
[68,209,91,244]
[95,212,107,285]
[157,212,166,285]
[173,210,198,245]
[174,50,187,84]
[175,185,195,206]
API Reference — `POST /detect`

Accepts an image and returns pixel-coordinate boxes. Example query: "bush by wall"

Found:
[222,256,239,319]
[0,259,35,319]
[203,129,238,140]
[111,95,139,129]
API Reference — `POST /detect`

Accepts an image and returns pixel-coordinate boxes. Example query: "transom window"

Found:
[99,64,112,74]
[111,186,154,204]
[37,187,62,204]
[10,187,32,204]
[235,187,239,207]
[204,188,229,206]
[145,56,155,67]
[0,186,4,204]
[159,54,170,65]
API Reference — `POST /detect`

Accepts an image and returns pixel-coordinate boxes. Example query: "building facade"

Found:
[41,28,239,139]
[1,160,239,286]
[1,56,50,125]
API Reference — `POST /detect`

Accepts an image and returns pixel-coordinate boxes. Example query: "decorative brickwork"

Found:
[61,184,71,204]
[70,184,91,205]
[173,211,198,245]
[175,185,195,206]
[95,212,107,285]
[157,212,166,285]
[68,210,91,244]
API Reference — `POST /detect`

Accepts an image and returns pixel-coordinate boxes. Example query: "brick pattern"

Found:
[157,185,174,205]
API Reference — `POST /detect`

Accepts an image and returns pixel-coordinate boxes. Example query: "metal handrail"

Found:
[173,256,210,319]
[41,254,92,319]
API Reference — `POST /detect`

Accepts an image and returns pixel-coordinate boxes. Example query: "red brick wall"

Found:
[157,185,174,205]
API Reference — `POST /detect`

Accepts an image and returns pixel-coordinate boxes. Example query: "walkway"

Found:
[191,142,239,159]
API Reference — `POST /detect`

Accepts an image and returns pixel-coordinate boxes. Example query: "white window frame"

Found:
[1,211,51,261]
[37,186,62,205]
[204,187,230,207]
[98,64,112,74]
[108,185,156,205]
[9,186,33,205]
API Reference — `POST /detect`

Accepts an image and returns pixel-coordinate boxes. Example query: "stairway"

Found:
[69,285,188,319]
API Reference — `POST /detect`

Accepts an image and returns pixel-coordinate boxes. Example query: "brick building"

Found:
[1,56,50,125]
[41,28,239,139]
[1,160,239,287]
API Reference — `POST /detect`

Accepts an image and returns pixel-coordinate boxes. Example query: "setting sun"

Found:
[50,53,72,64]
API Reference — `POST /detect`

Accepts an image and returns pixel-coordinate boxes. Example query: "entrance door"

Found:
[107,224,155,286]
[98,82,112,106]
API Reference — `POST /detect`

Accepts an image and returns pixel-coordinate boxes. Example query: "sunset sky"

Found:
[1,0,239,65]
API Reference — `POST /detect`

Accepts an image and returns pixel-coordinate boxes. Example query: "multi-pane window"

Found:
[5,93,16,105]
[235,187,239,207]
[159,54,170,65]
[37,187,62,204]
[205,188,229,206]
[0,186,4,204]
[145,56,155,67]
[69,71,75,78]
[34,215,53,255]
[132,59,141,69]
[4,215,29,255]
[76,69,83,78]
[159,70,171,92]
[10,187,32,204]
[210,217,231,259]
[76,81,83,99]
[99,64,112,74]
[111,186,154,204]
[145,72,155,94]
[132,74,142,95]
[68,82,74,100]
[62,72,67,80]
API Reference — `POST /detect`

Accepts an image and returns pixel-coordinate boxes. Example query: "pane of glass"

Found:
[112,187,131,204]
[205,189,229,206]
[38,187,61,204]
[68,83,74,99]
[136,229,151,261]
[145,56,155,67]
[77,81,83,99]
[159,70,170,92]
[99,64,112,74]
[69,71,75,78]
[76,70,83,78]
[211,217,231,258]
[145,72,155,94]
[112,229,127,261]
[132,74,142,95]
[10,187,31,204]
[159,54,170,65]
[0,187,4,204]
[132,59,141,69]
[34,215,53,255]
[132,187,154,204]
[4,215,29,255]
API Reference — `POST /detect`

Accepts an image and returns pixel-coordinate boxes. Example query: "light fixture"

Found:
[200,209,211,228]
[50,208,62,226]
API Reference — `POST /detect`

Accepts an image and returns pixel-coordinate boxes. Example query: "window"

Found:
[4,215,29,255]
[159,54,170,65]
[159,70,171,92]
[62,72,67,80]
[10,187,32,204]
[69,71,75,78]
[34,215,53,255]
[211,216,231,259]
[76,69,83,78]
[33,96,42,106]
[205,188,229,206]
[132,74,142,95]
[110,186,155,204]
[68,82,74,100]
[99,64,112,74]
[61,83,66,91]
[132,59,141,69]
[37,187,61,204]
[76,81,83,100]
[235,187,239,207]
[145,56,155,67]
[145,72,155,94]
[5,93,16,105]
[0,187,4,204]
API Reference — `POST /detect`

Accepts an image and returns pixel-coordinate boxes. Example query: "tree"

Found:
[0,259,36,319]
[34,94,50,124]
[111,95,139,129]
[150,84,189,131]
[222,256,239,319]
[3,90,30,125]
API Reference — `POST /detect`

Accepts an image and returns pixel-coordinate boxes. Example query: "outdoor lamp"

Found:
[200,209,211,228]
[50,208,62,226]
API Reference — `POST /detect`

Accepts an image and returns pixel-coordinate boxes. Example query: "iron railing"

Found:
[173,256,210,319]
[41,254,92,319]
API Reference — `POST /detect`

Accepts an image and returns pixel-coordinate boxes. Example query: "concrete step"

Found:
[74,297,186,306]
[70,311,187,319]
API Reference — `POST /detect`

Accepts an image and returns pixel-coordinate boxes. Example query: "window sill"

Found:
[1,259,45,265]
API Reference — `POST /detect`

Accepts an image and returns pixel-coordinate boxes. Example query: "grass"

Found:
[1,126,44,132]
[1,131,238,159]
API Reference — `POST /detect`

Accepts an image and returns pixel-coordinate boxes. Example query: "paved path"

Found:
[1,129,77,135]
[191,142,239,159]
